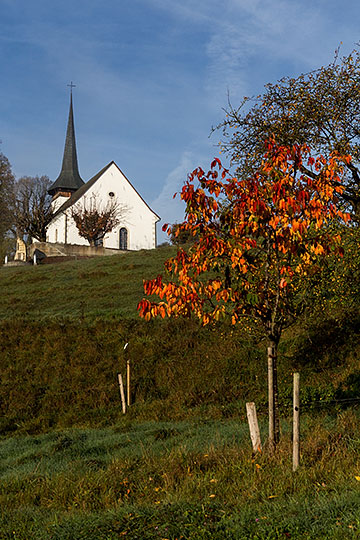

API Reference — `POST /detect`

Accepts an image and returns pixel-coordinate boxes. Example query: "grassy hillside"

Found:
[1,246,360,539]
[0,244,360,436]
[0,246,176,321]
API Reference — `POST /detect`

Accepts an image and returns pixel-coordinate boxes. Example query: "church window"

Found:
[55,229,58,242]
[109,191,115,198]
[119,227,128,250]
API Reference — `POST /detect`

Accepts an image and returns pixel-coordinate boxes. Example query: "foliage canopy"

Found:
[139,141,349,340]
[138,141,350,447]
[217,48,360,222]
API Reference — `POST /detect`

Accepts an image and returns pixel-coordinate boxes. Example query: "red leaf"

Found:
[211,158,222,169]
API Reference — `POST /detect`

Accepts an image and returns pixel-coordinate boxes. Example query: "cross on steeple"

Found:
[67,81,76,95]
[48,83,84,197]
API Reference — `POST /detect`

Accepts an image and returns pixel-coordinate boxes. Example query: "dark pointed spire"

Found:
[48,85,84,196]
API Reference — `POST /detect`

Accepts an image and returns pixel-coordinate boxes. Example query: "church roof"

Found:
[48,93,84,196]
[53,161,161,221]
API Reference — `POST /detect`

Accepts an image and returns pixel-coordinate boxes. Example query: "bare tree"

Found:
[0,152,15,232]
[70,196,127,246]
[14,176,53,242]
[0,151,16,258]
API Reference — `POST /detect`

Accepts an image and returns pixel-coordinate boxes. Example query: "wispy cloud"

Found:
[145,0,359,111]
[151,151,201,242]
[2,0,360,225]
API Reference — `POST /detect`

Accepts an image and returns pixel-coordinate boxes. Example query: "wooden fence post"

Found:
[268,346,275,452]
[293,372,300,471]
[246,402,262,453]
[124,342,130,407]
[118,373,126,414]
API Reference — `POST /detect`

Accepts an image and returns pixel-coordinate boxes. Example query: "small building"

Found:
[44,89,160,253]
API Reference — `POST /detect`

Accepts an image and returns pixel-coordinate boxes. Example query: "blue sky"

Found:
[1,0,360,242]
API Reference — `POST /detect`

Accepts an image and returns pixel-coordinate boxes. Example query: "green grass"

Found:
[1,244,360,537]
[1,311,359,436]
[1,412,360,539]
[0,246,176,322]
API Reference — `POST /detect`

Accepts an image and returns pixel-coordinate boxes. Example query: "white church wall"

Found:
[47,214,64,244]
[51,194,71,213]
[91,163,158,250]
[47,209,88,246]
[46,163,159,250]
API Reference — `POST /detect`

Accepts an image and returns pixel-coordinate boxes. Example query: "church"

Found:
[41,90,160,254]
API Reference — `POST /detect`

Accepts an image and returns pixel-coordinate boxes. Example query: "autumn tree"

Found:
[14,175,53,242]
[70,196,126,247]
[216,48,360,222]
[138,141,350,450]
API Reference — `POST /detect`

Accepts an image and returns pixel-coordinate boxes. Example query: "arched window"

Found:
[119,227,128,250]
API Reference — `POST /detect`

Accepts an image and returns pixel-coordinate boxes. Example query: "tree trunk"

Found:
[267,340,280,453]
[353,199,360,226]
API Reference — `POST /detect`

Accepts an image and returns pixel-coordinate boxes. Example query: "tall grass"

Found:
[2,314,359,436]
[1,411,360,539]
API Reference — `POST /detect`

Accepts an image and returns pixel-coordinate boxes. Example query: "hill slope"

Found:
[0,244,360,436]
[0,247,176,322]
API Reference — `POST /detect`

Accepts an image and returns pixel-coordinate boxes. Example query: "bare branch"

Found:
[14,176,53,242]
[70,194,128,246]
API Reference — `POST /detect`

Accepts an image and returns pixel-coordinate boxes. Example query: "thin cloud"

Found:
[2,0,360,231]
[151,152,199,242]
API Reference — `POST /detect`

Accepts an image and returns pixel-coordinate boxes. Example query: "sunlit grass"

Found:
[0,246,176,322]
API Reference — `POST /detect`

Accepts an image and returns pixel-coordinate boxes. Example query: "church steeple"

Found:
[48,84,84,197]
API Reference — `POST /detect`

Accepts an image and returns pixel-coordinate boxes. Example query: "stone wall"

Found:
[28,242,127,259]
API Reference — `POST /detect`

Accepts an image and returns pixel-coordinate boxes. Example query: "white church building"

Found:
[44,90,160,253]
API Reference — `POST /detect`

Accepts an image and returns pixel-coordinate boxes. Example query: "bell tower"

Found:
[48,83,84,207]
